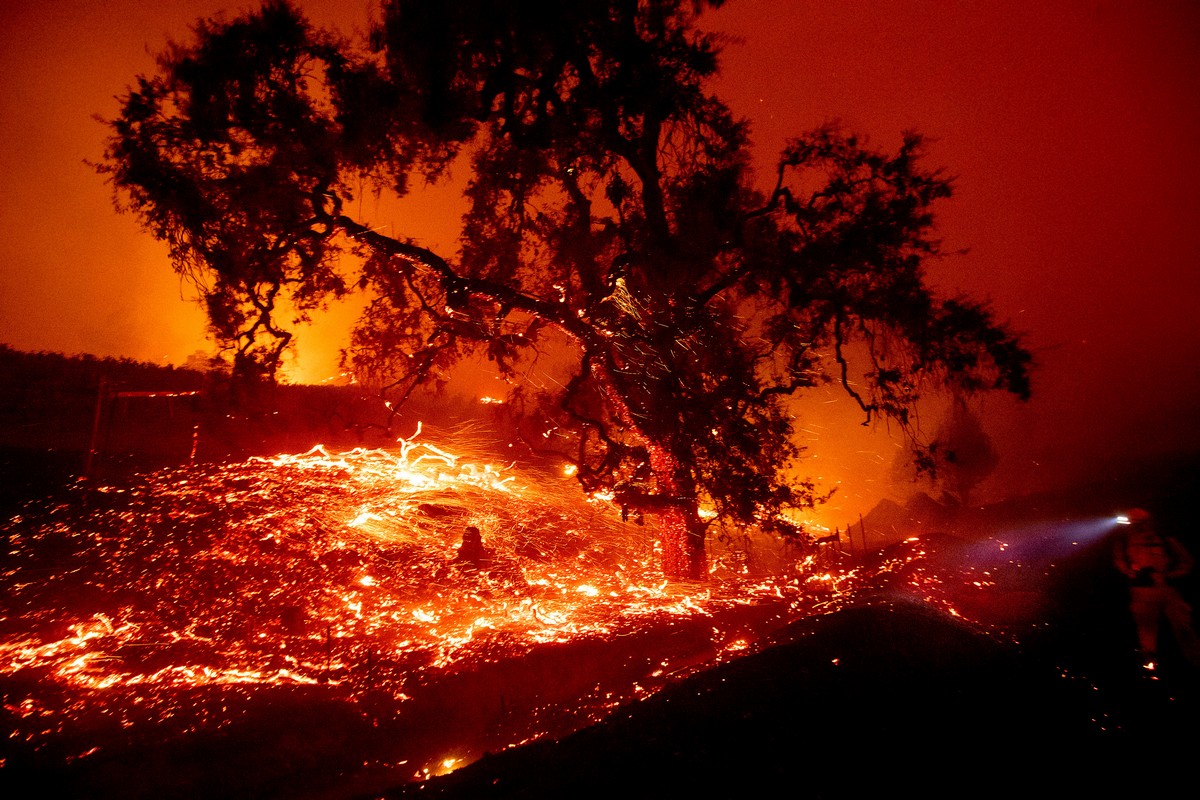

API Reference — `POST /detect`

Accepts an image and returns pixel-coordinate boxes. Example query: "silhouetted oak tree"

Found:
[101,0,1030,579]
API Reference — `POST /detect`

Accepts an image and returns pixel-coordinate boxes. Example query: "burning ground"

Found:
[0,428,865,797]
[2,431,1196,797]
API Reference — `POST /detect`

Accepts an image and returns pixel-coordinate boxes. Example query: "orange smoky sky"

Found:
[1,0,1199,507]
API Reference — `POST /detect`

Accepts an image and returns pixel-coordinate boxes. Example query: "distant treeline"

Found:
[0,345,500,498]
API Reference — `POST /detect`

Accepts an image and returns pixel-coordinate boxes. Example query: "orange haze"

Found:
[2,0,1198,515]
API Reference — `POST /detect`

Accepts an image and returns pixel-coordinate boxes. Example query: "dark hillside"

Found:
[0,345,493,510]
[386,598,1196,799]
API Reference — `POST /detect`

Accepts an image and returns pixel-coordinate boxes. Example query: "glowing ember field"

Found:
[0,429,955,794]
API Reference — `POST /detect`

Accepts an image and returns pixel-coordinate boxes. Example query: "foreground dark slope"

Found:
[382,596,1198,799]
[379,455,1200,799]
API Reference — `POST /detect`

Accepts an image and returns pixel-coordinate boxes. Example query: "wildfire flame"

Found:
[0,425,950,786]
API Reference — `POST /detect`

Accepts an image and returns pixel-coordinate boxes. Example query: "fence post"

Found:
[84,378,108,479]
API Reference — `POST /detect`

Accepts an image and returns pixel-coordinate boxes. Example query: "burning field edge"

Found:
[3,432,1175,798]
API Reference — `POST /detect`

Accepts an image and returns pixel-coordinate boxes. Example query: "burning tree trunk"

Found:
[646,444,707,581]
[659,512,688,578]
[598,367,708,581]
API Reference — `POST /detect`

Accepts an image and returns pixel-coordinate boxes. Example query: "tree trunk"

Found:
[657,505,707,580]
[594,365,706,579]
[647,442,707,580]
